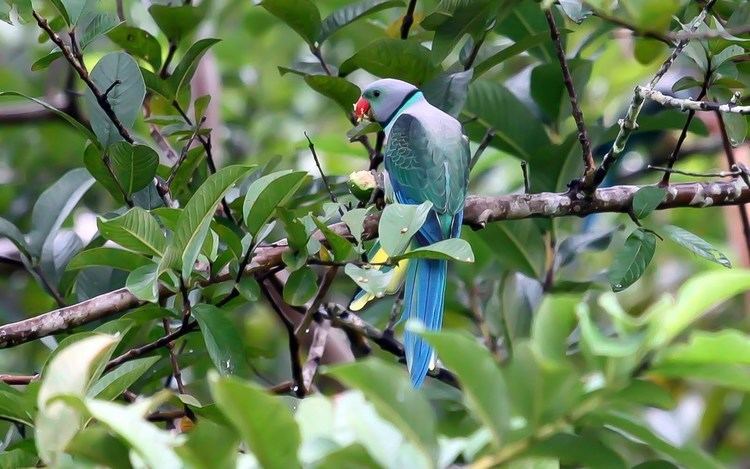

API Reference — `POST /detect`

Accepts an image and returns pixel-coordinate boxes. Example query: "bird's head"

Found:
[354,79,419,125]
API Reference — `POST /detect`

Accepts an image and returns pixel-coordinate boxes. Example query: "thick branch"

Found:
[4,180,750,348]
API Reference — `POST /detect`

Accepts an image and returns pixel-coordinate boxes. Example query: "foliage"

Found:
[0,0,750,467]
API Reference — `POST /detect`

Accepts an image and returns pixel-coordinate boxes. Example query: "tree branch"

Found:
[5,179,750,348]
[400,0,418,39]
[637,86,749,115]
[587,0,717,190]
[545,9,594,177]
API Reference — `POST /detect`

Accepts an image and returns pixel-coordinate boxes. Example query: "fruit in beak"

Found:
[354,97,371,122]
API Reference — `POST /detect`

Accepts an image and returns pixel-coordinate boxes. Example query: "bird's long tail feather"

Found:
[402,257,447,387]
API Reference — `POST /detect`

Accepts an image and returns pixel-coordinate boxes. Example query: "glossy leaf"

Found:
[97,207,166,256]
[149,3,205,41]
[210,374,302,469]
[394,238,475,262]
[192,304,250,376]
[243,170,308,236]
[608,228,657,292]
[162,165,254,279]
[259,0,321,45]
[474,219,546,279]
[325,358,437,465]
[89,356,160,400]
[378,202,432,257]
[663,225,731,268]
[168,38,221,99]
[84,52,145,147]
[108,25,162,71]
[125,263,160,302]
[340,38,439,85]
[109,142,159,195]
[318,0,403,42]
[422,69,473,117]
[0,216,29,258]
[67,246,151,272]
[632,186,667,219]
[283,266,318,306]
[304,75,360,112]
[29,168,94,258]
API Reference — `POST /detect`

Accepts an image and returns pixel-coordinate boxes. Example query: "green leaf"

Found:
[163,165,254,279]
[608,228,657,292]
[672,76,703,92]
[649,270,750,347]
[422,69,472,117]
[177,419,240,469]
[530,59,591,120]
[711,44,745,69]
[663,225,731,268]
[313,218,355,261]
[378,202,432,257]
[97,207,167,256]
[36,334,119,465]
[531,294,579,364]
[56,0,96,26]
[394,238,474,262]
[29,168,94,258]
[83,143,125,203]
[344,263,396,296]
[84,52,146,147]
[325,358,437,464]
[79,12,121,49]
[0,216,29,258]
[528,433,626,469]
[66,427,132,468]
[192,304,250,376]
[421,0,499,61]
[84,397,183,468]
[210,374,302,469]
[558,0,591,23]
[109,142,159,195]
[0,381,34,426]
[88,356,160,400]
[40,230,83,287]
[259,0,321,45]
[304,75,360,112]
[473,31,551,79]
[149,3,206,41]
[576,303,641,357]
[422,330,509,446]
[342,207,372,246]
[31,50,63,71]
[125,263,160,302]
[0,91,98,146]
[318,0,403,42]
[242,170,308,236]
[632,186,667,219]
[586,411,720,468]
[465,80,550,159]
[108,25,162,72]
[722,111,747,147]
[660,330,750,366]
[347,120,381,141]
[67,246,151,272]
[283,266,318,306]
[167,38,221,100]
[474,219,546,278]
[340,38,439,85]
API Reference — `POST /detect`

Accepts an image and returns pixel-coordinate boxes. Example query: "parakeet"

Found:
[352,78,470,387]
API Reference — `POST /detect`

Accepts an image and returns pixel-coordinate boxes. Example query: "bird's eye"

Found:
[373,90,381,97]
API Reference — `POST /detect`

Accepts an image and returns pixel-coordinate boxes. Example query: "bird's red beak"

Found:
[354,97,371,122]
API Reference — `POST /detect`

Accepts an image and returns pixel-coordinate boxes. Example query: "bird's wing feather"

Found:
[385,113,469,244]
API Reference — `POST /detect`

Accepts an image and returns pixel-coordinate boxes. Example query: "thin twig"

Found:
[716,110,750,258]
[659,74,710,186]
[295,267,339,338]
[586,0,717,190]
[305,132,338,204]
[384,288,404,335]
[470,128,495,170]
[545,9,594,176]
[521,161,530,193]
[468,282,498,360]
[261,280,305,397]
[637,86,749,115]
[463,34,486,71]
[172,101,236,223]
[105,321,199,371]
[162,318,186,394]
[400,0,418,39]
[650,165,740,179]
[160,43,178,79]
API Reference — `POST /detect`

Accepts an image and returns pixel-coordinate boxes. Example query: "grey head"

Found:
[360,79,421,125]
